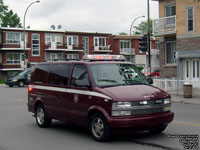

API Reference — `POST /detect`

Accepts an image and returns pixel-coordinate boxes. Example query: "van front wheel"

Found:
[18,81,24,87]
[89,113,111,142]
[35,104,52,128]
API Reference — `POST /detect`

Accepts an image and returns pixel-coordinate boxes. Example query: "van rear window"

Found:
[48,64,71,86]
[33,64,49,84]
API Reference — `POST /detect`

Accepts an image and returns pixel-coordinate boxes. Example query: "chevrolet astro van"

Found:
[27,55,174,142]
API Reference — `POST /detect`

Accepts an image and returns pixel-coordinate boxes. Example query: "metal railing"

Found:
[153,15,176,35]
[153,78,200,96]
[120,48,135,55]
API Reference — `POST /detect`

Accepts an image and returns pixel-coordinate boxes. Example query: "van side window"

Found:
[70,64,90,87]
[34,64,49,84]
[48,64,71,86]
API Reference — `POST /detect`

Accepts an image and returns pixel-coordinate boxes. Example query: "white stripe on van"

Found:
[29,85,112,100]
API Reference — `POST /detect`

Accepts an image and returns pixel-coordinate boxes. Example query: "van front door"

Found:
[67,64,91,125]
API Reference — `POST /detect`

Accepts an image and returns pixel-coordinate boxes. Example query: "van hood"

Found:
[96,85,170,101]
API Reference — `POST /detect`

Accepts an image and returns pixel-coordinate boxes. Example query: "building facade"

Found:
[0,27,158,79]
[153,0,200,86]
[110,35,159,72]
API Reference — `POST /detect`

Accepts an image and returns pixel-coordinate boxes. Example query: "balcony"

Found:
[93,45,112,53]
[153,15,176,36]
[120,48,135,55]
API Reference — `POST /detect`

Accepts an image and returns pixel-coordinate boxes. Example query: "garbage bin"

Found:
[183,83,192,98]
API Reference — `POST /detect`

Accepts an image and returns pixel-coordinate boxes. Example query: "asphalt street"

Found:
[0,85,199,150]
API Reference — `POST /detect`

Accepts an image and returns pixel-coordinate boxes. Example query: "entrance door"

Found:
[183,58,200,87]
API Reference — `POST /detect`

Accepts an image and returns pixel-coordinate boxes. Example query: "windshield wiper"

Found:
[123,80,146,85]
[97,79,119,83]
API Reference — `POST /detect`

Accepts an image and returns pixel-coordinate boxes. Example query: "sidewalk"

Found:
[171,94,200,105]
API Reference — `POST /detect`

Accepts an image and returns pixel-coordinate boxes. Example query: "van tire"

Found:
[35,104,52,128]
[18,81,24,87]
[89,113,111,142]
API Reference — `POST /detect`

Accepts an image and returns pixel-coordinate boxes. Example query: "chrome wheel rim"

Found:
[92,117,104,138]
[37,108,45,125]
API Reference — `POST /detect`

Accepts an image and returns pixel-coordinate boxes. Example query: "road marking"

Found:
[173,121,200,127]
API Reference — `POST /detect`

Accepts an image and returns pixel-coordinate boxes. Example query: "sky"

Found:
[4,0,159,34]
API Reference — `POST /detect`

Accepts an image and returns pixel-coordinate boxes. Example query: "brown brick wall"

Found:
[177,37,200,51]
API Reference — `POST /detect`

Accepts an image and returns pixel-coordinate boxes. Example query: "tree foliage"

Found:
[0,0,22,27]
[119,32,128,35]
[133,19,153,36]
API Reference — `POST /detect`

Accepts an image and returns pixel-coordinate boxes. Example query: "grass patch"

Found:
[0,80,6,84]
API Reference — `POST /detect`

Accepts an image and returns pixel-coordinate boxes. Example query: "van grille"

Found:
[130,100,170,116]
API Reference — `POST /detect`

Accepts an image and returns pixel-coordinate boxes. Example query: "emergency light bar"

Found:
[83,55,125,61]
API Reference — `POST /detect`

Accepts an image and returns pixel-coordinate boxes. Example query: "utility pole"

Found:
[147,0,151,75]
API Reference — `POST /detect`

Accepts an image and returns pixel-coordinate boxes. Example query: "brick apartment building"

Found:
[152,0,200,87]
[0,27,158,79]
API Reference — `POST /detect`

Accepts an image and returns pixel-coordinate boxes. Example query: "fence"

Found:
[153,78,200,96]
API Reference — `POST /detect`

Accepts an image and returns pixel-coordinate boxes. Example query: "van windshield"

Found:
[15,70,29,77]
[89,63,148,87]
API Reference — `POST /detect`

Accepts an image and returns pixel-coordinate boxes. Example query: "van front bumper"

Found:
[109,111,174,133]
[6,81,19,86]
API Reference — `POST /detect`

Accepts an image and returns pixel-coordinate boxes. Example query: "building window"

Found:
[6,53,20,64]
[45,34,63,45]
[6,32,28,44]
[165,5,176,17]
[82,37,89,55]
[66,35,79,47]
[66,54,79,59]
[156,42,160,49]
[94,37,106,47]
[165,5,176,26]
[187,7,194,31]
[45,53,63,61]
[32,34,40,56]
[120,40,130,54]
[166,41,176,64]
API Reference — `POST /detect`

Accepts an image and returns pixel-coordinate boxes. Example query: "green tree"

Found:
[119,32,128,35]
[133,19,153,36]
[1,10,22,27]
[0,0,8,15]
[0,0,22,27]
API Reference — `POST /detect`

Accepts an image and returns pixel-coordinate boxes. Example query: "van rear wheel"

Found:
[35,104,52,128]
[89,113,111,142]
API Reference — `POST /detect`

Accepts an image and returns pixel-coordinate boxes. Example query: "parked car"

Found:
[6,68,32,87]
[151,69,160,77]
[27,55,174,142]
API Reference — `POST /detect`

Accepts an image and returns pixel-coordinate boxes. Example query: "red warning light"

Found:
[96,55,104,59]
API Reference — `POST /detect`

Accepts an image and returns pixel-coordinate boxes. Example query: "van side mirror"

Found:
[147,76,153,84]
[75,80,91,88]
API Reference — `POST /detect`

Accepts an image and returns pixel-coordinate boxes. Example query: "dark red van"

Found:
[27,55,174,142]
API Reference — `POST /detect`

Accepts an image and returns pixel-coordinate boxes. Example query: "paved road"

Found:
[0,85,199,150]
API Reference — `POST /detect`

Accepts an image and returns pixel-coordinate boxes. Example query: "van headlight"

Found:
[164,98,171,111]
[164,98,171,105]
[12,79,18,82]
[112,102,132,116]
